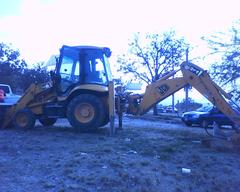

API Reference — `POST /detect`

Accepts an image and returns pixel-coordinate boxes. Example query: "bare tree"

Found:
[117,31,188,114]
[203,20,240,102]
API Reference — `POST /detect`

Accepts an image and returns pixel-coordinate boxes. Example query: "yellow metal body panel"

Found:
[58,84,108,101]
[139,77,186,114]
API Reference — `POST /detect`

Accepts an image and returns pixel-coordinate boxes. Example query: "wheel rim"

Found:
[74,103,95,123]
[16,113,28,127]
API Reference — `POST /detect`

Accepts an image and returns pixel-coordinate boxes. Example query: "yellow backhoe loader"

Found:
[0,45,115,132]
[0,45,239,140]
[115,61,240,138]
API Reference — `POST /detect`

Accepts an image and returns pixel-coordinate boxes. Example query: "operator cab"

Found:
[55,45,112,93]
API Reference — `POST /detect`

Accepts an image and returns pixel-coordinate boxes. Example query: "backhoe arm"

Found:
[181,61,240,128]
[125,61,240,129]
[126,69,188,115]
[138,76,186,115]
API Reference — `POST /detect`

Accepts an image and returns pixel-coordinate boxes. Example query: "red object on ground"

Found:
[0,89,5,102]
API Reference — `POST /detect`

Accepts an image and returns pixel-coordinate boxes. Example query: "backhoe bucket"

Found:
[1,83,56,129]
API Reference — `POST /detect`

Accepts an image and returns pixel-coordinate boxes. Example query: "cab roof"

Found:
[60,45,111,57]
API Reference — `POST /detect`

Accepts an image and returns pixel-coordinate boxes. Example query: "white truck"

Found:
[0,84,21,105]
[0,84,21,126]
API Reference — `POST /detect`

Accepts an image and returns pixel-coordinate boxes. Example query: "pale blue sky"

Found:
[0,0,239,64]
[0,0,21,16]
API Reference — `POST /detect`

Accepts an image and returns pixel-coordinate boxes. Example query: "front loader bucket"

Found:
[0,110,4,128]
[1,83,57,129]
[0,83,41,129]
[2,105,16,128]
[0,104,14,128]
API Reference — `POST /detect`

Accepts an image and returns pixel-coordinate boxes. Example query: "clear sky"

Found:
[0,0,239,104]
[0,0,240,64]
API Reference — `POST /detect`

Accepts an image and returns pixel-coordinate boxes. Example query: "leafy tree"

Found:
[20,63,50,91]
[202,20,240,102]
[0,43,49,93]
[0,43,27,91]
[117,31,188,114]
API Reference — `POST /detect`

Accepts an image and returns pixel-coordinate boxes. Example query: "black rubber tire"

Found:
[201,120,209,128]
[13,108,36,129]
[100,114,109,127]
[184,122,192,127]
[39,117,57,126]
[67,94,106,131]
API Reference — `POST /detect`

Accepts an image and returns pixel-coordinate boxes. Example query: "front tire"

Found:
[67,94,106,132]
[13,108,36,129]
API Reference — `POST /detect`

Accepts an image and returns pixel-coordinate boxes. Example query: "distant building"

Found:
[45,55,57,71]
[125,82,145,94]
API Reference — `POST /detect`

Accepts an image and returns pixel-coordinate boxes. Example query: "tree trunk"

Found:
[153,104,158,116]
[172,94,175,112]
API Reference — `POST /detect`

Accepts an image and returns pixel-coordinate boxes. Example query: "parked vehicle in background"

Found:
[181,105,235,128]
[165,106,178,113]
[0,84,15,96]
[0,84,21,104]
[157,104,165,113]
[0,89,5,102]
[157,104,178,113]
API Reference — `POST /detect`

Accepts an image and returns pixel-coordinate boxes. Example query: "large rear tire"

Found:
[100,114,109,127]
[67,94,106,132]
[39,117,57,126]
[13,108,36,129]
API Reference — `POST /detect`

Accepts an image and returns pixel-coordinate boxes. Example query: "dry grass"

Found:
[0,117,239,192]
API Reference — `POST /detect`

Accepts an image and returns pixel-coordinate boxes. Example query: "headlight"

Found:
[192,114,200,118]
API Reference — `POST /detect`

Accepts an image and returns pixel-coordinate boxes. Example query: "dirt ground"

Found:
[0,114,240,192]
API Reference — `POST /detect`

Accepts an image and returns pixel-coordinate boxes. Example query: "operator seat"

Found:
[50,71,62,94]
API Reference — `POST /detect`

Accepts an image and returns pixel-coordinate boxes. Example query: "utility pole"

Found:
[171,49,175,113]
[172,79,175,112]
[185,48,189,112]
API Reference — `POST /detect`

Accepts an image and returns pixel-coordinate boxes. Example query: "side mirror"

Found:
[103,47,111,58]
